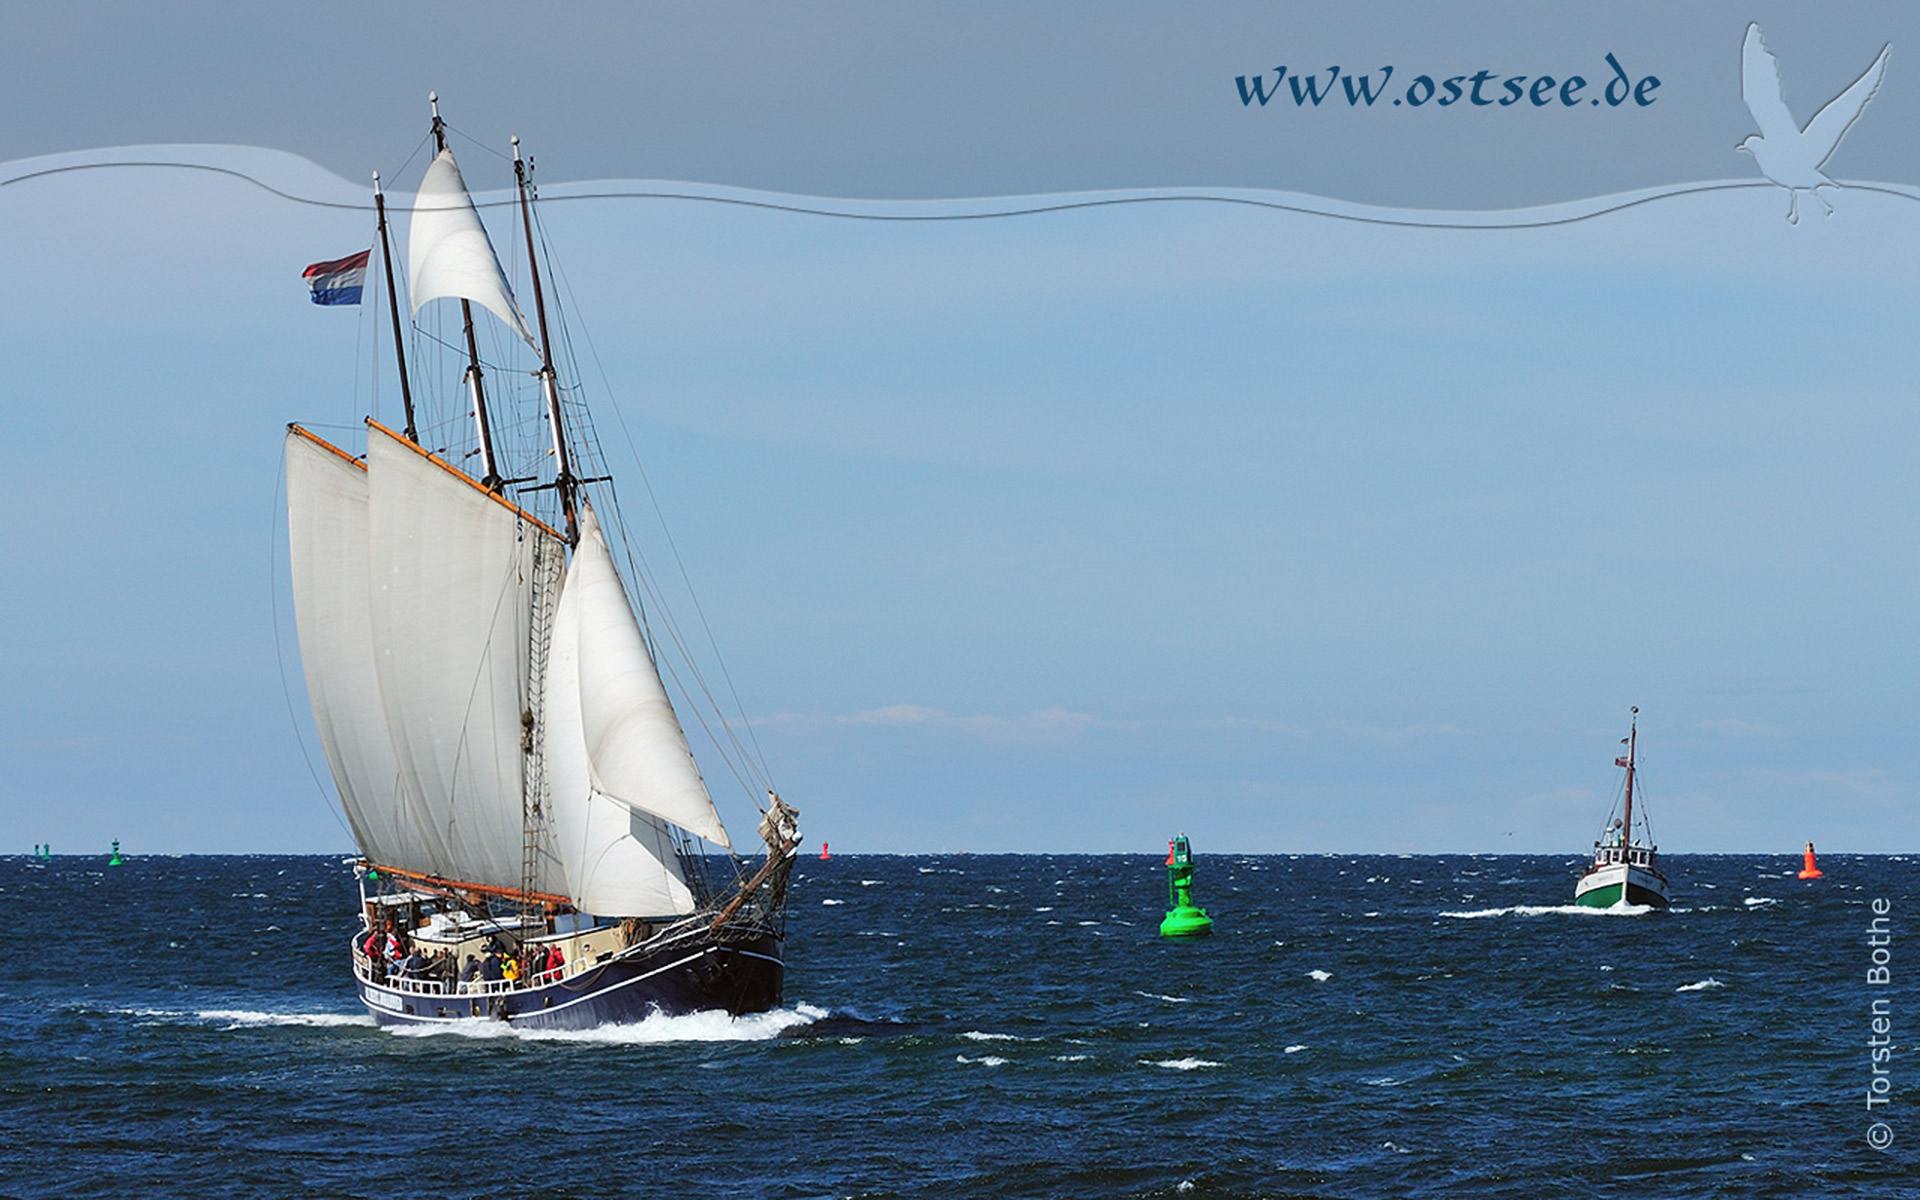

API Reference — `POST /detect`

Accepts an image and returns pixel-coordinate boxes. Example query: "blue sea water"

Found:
[0,853,1912,1198]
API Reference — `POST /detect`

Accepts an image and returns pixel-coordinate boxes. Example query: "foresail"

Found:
[407,148,537,347]
[570,504,732,848]
[285,428,434,873]
[365,423,563,893]
[545,548,698,917]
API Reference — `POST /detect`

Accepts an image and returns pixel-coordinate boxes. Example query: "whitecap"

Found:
[1307,970,1332,982]
[820,898,845,906]
[1743,897,1777,908]
[1134,990,1191,1004]
[1676,978,1726,992]
[1053,1054,1091,1062]
[1284,1044,1308,1053]
[1145,1057,1220,1070]
[961,1030,1025,1042]
[956,1054,1008,1066]
[859,880,882,886]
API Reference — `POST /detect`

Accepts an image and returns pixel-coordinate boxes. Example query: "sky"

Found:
[4,7,1920,857]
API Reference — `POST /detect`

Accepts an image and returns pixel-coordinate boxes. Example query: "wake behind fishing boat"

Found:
[1574,707,1670,909]
[285,99,799,1029]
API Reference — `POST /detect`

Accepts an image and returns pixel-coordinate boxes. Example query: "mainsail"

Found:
[363,423,564,895]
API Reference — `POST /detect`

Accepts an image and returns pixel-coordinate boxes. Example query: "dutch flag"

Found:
[302,249,370,306]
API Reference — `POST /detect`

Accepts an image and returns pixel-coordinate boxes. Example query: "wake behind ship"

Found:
[285,99,798,1030]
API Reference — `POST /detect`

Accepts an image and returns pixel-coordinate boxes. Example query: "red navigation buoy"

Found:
[819,842,831,860]
[1798,840,1823,879]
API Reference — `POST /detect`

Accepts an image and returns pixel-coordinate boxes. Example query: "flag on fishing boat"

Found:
[303,250,370,305]
[1615,756,1631,768]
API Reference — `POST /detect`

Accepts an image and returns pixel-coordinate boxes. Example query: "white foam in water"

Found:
[1147,1057,1221,1070]
[1134,990,1192,1003]
[389,1002,827,1045]
[956,1054,1009,1066]
[1677,978,1726,992]
[1284,1044,1308,1053]
[197,1009,376,1029]
[820,898,845,906]
[1307,970,1332,982]
[961,1030,1026,1042]
[114,1006,373,1030]
[1441,903,1652,919]
[1744,897,1777,907]
[1053,1054,1091,1062]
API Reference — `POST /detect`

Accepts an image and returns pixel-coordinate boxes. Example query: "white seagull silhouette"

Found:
[1738,23,1889,224]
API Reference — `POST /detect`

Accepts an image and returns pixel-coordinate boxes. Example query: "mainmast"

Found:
[512,135,579,545]
[372,171,417,443]
[431,92,503,491]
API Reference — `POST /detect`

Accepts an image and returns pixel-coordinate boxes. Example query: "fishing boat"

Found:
[1573,707,1670,909]
[284,98,799,1029]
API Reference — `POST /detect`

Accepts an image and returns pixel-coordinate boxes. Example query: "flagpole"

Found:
[372,172,417,444]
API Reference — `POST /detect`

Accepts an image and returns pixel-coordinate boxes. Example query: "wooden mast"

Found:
[430,93,503,490]
[372,171,417,443]
[512,134,579,545]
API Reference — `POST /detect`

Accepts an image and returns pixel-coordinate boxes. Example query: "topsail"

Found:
[407,148,537,347]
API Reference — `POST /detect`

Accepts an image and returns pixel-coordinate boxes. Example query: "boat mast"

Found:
[512,135,579,545]
[430,93,503,490]
[372,171,418,443]
[1622,706,1638,848]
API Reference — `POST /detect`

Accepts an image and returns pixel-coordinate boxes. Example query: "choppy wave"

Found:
[1743,897,1778,908]
[956,1054,1009,1066]
[1441,903,1652,919]
[1134,990,1192,1003]
[1146,1057,1221,1070]
[1676,978,1726,992]
[1306,969,1333,981]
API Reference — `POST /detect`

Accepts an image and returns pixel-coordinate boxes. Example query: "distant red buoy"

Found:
[1798,841,1823,879]
[819,842,831,860]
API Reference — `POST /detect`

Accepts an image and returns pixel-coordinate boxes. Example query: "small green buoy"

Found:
[1159,833,1213,937]
[108,839,122,867]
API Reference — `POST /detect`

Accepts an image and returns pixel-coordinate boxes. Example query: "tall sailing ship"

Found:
[285,99,798,1029]
[1573,707,1671,909]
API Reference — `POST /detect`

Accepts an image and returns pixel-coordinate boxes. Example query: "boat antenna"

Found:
[372,171,417,442]
[429,92,502,489]
[1622,706,1638,847]
[513,134,579,544]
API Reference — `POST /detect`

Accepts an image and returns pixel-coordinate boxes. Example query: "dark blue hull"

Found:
[357,926,783,1031]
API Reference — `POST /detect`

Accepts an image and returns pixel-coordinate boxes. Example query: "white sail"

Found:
[545,547,699,916]
[569,504,732,848]
[407,148,536,347]
[284,428,436,873]
[364,423,561,892]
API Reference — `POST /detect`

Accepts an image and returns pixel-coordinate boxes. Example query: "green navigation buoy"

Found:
[108,840,122,867]
[1159,833,1213,937]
